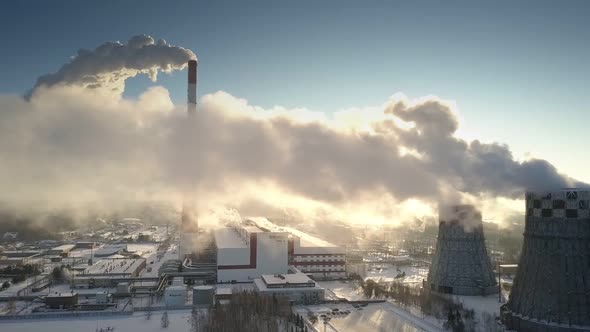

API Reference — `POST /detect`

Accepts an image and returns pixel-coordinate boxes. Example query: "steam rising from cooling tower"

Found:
[426,205,498,296]
[502,189,590,331]
[188,59,197,115]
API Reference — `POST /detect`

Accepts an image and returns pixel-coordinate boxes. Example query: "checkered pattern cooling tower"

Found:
[426,205,498,296]
[502,189,590,331]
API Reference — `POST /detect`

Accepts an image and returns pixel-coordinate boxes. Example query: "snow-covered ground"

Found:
[296,303,427,332]
[0,310,194,332]
[452,294,502,316]
[318,280,365,301]
[365,263,428,284]
[316,280,445,331]
[0,276,42,297]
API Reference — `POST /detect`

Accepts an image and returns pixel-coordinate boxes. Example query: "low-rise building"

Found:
[94,244,127,257]
[0,250,44,266]
[254,267,324,304]
[48,244,76,257]
[82,258,146,277]
[45,292,78,309]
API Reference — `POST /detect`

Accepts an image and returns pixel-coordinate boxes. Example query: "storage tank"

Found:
[193,285,215,305]
[165,286,187,306]
[502,189,590,331]
[426,205,497,296]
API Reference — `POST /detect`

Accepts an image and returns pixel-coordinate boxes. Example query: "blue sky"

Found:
[1,0,589,181]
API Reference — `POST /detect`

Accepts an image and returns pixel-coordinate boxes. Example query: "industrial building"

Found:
[502,189,590,331]
[0,250,44,266]
[94,244,127,257]
[215,221,289,283]
[74,241,97,249]
[45,292,78,309]
[254,266,324,304]
[81,258,146,277]
[426,205,497,296]
[48,244,76,257]
[248,218,346,280]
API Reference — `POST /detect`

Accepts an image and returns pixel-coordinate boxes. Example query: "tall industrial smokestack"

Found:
[187,59,197,115]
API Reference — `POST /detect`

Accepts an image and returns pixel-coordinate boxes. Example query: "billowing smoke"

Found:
[29,34,195,97]
[0,35,584,229]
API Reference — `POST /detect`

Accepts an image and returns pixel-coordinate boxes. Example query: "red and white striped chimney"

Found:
[187,59,197,115]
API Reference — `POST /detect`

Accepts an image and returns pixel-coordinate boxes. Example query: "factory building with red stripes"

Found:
[214,217,345,283]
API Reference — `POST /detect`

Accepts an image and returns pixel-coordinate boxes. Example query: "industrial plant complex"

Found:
[502,189,590,331]
[0,58,587,332]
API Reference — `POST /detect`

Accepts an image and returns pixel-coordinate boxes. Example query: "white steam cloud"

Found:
[1,35,584,227]
[29,35,195,97]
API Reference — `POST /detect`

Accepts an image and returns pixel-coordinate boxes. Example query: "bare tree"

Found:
[161,311,169,328]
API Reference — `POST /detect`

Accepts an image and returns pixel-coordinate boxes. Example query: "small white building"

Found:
[254,267,324,304]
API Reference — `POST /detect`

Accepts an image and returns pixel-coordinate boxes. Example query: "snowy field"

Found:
[0,310,194,332]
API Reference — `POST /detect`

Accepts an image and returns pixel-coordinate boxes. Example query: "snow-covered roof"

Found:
[83,258,145,275]
[262,273,314,286]
[245,217,342,252]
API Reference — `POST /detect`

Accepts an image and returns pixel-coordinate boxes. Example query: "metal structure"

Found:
[426,205,498,296]
[502,189,590,331]
[187,59,197,115]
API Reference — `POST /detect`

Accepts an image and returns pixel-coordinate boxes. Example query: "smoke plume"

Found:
[29,35,195,97]
[0,35,584,228]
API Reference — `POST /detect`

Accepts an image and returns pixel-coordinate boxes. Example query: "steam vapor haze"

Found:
[0,35,584,228]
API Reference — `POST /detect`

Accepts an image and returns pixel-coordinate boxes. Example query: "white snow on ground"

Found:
[318,280,365,301]
[365,264,429,284]
[451,294,503,316]
[296,303,426,332]
[0,310,194,332]
[317,280,445,331]
[0,276,40,296]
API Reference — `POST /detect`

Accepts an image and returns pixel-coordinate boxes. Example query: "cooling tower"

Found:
[502,189,590,331]
[426,205,498,296]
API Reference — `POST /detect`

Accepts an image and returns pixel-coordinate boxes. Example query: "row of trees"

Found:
[189,291,307,332]
[0,264,41,283]
[359,279,504,332]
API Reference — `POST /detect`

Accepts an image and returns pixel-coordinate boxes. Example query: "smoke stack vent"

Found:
[187,59,197,115]
[426,204,498,296]
[502,189,590,331]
